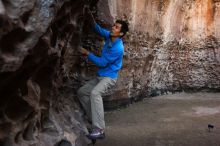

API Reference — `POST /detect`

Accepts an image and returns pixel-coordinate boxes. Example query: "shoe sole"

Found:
[86,134,105,140]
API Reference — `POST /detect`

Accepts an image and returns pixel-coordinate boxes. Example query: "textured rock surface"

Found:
[0,0,100,145]
[105,0,220,105]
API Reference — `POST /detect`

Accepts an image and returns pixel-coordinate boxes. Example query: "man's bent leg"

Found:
[90,77,116,129]
[77,78,99,121]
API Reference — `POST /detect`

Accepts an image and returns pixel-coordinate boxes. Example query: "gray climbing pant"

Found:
[77,77,116,129]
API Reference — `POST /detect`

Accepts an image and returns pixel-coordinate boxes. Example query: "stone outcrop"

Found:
[0,0,219,145]
[0,0,101,145]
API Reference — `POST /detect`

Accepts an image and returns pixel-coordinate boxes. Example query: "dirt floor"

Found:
[95,92,220,146]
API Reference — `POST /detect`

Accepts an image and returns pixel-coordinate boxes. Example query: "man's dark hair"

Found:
[116,20,129,38]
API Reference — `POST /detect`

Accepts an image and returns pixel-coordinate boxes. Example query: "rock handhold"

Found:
[23,121,36,141]
[41,116,59,136]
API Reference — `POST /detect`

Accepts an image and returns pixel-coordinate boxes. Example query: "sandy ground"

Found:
[95,92,220,146]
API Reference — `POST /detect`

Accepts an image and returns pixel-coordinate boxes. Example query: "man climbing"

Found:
[77,9,129,140]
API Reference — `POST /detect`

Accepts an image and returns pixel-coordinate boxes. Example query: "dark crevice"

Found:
[0,28,31,53]
[4,96,33,121]
[21,10,33,25]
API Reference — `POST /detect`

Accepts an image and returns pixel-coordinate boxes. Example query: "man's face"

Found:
[110,23,123,37]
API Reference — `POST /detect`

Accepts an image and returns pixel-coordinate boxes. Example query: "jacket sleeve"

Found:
[94,23,110,39]
[88,48,122,67]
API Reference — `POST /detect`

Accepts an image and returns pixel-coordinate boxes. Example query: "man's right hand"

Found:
[79,48,90,56]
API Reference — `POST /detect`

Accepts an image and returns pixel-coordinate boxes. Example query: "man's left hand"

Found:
[79,48,90,56]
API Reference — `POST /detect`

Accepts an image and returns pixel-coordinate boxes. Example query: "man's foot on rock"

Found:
[86,128,105,140]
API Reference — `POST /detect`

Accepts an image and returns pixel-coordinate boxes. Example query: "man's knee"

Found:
[91,89,101,98]
[77,87,85,97]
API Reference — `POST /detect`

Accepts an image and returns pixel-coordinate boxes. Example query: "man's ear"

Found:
[120,32,124,37]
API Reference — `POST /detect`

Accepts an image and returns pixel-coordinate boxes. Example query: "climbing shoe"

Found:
[86,128,105,140]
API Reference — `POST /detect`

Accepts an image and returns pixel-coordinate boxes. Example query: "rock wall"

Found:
[0,0,102,145]
[105,0,220,104]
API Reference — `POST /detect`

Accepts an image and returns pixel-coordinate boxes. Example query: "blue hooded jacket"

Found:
[87,24,124,79]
